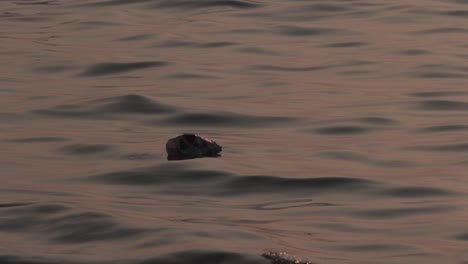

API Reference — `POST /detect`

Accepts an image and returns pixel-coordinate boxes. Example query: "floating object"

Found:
[166,134,222,161]
[261,251,314,264]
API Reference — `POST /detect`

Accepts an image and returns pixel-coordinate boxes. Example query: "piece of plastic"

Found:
[166,134,222,161]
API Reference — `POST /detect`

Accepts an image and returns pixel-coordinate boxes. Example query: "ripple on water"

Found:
[86,163,375,196]
[0,203,148,244]
[33,94,178,118]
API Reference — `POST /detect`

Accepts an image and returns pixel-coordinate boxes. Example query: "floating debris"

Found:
[166,134,222,161]
[261,251,314,264]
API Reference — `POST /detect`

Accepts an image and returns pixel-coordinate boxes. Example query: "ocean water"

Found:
[1,0,468,263]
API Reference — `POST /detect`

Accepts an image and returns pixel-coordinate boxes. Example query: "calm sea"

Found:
[1,0,468,263]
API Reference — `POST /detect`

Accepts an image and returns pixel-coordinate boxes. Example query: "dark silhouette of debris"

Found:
[166,134,222,161]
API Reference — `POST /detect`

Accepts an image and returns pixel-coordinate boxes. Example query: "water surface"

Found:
[1,0,468,263]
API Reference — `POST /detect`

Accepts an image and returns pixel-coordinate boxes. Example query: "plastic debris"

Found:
[166,134,222,161]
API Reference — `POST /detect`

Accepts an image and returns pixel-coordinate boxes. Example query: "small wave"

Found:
[7,137,68,143]
[442,10,468,17]
[313,125,372,135]
[48,212,147,243]
[167,73,216,79]
[154,0,261,10]
[58,144,113,156]
[399,49,430,55]
[336,243,413,252]
[381,186,455,198]
[408,143,468,152]
[86,163,374,196]
[0,251,266,264]
[253,64,331,72]
[455,233,468,240]
[0,203,32,208]
[322,41,367,48]
[34,94,178,118]
[0,203,148,244]
[157,40,237,49]
[277,25,339,37]
[301,3,350,13]
[223,175,373,195]
[408,91,468,97]
[413,27,468,34]
[80,0,154,7]
[160,112,295,127]
[116,34,153,42]
[319,151,414,168]
[121,153,159,160]
[354,117,397,125]
[78,61,168,77]
[413,100,468,111]
[89,163,233,186]
[417,124,468,133]
[352,205,455,219]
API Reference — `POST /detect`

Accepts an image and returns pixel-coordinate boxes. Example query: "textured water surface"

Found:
[1,0,468,263]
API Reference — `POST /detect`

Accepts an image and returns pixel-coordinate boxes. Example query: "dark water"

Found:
[2,0,468,263]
